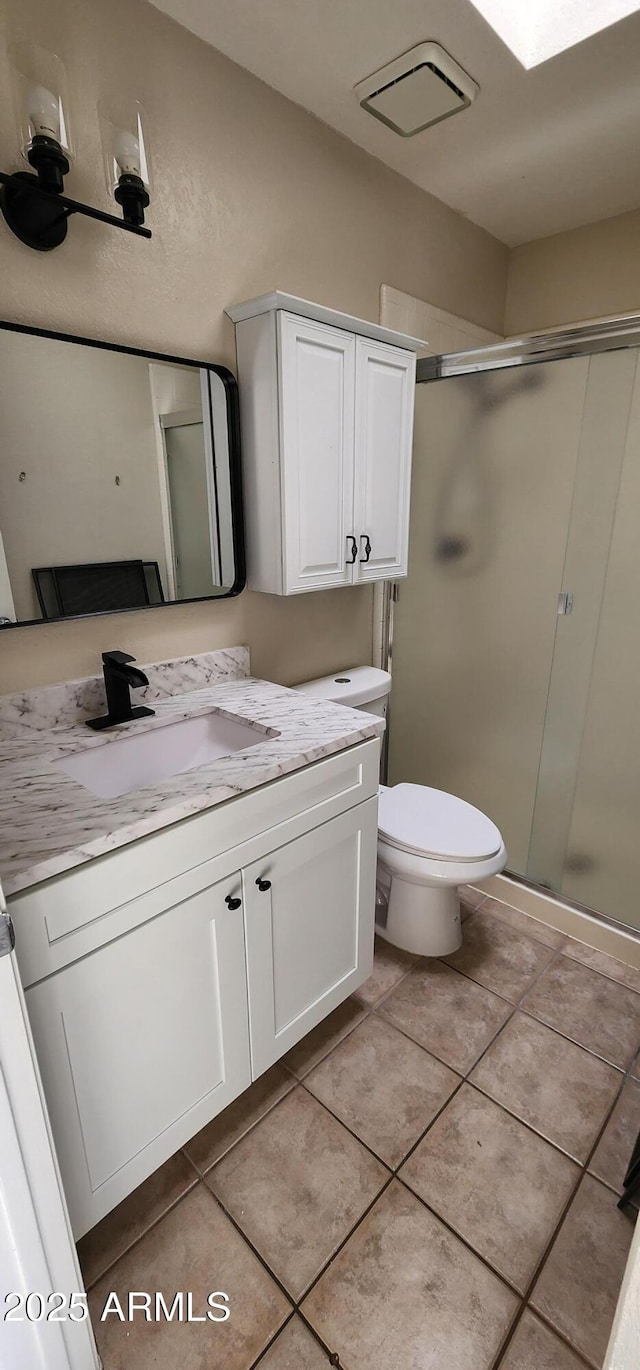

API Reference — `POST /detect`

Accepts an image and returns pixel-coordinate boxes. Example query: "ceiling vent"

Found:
[354,42,479,137]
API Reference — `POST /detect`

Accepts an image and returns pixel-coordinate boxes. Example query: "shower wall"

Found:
[389,344,640,930]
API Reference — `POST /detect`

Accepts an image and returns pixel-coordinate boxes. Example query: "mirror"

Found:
[0,322,245,627]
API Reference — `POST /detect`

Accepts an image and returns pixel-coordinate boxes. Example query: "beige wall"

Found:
[0,0,507,692]
[505,208,640,335]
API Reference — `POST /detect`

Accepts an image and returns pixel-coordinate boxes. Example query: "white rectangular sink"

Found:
[56,711,273,799]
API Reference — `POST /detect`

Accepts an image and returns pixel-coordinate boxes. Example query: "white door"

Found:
[26,873,251,1238]
[278,312,356,592]
[353,338,416,582]
[0,899,100,1370]
[243,799,378,1077]
[164,416,220,598]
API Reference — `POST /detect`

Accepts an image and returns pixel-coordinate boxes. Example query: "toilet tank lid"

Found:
[293,666,391,708]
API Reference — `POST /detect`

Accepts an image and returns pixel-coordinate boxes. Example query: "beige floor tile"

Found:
[207,1086,387,1299]
[444,910,555,1003]
[521,956,640,1068]
[184,1065,294,1173]
[282,998,366,1078]
[500,1311,589,1370]
[353,936,416,1007]
[531,1175,635,1367]
[482,896,566,949]
[470,1013,622,1162]
[77,1151,198,1289]
[632,1052,640,1081]
[400,1085,579,1292]
[562,939,640,993]
[88,1183,290,1370]
[260,1316,329,1367]
[589,1079,640,1194]
[305,1014,460,1167]
[379,959,512,1074]
[302,1181,518,1370]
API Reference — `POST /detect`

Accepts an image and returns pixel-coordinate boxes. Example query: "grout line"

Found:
[197,1181,297,1308]
[248,1309,297,1369]
[295,1172,396,1306]
[298,1079,395,1174]
[283,1000,372,1082]
[183,1075,297,1176]
[394,1171,527,1300]
[524,1306,603,1370]
[357,961,417,1012]
[516,1002,636,1073]
[560,942,640,996]
[78,1165,200,1292]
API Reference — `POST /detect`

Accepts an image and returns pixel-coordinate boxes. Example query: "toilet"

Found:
[294,667,507,956]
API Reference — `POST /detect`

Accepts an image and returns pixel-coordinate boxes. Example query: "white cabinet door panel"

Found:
[278,312,356,592]
[354,339,415,581]
[244,799,377,1077]
[26,873,250,1238]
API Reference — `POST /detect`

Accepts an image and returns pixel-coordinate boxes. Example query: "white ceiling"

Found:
[150,0,640,246]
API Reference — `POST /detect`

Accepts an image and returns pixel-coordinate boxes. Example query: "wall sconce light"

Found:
[0,43,152,251]
[99,100,152,229]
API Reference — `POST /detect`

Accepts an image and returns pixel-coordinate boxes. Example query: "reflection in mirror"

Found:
[0,325,243,626]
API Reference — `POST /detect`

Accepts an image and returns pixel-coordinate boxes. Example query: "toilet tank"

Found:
[293,666,392,718]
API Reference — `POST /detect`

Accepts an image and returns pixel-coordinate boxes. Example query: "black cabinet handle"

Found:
[255,877,272,892]
[225,894,242,910]
[359,534,372,564]
[346,535,357,565]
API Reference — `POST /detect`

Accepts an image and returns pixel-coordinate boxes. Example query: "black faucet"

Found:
[86,651,156,731]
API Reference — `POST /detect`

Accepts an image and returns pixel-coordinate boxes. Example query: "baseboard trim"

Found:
[477,873,640,971]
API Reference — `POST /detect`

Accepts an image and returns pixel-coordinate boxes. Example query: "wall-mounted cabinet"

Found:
[227,293,423,594]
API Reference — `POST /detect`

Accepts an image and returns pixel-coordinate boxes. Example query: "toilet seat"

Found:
[378,784,502,863]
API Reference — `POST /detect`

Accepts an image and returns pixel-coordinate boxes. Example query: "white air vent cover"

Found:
[354,42,478,137]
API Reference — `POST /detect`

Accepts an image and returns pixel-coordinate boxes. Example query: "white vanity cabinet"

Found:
[24,871,252,1240]
[227,293,421,594]
[244,798,378,1076]
[9,739,379,1238]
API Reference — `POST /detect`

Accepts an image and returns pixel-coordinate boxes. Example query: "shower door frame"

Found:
[380,312,640,933]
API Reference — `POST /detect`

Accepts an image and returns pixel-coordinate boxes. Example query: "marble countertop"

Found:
[0,653,383,897]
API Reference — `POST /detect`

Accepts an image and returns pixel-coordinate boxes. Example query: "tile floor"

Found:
[78,888,640,1370]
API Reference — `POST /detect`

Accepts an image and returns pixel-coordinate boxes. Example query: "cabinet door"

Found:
[25,873,250,1238]
[353,338,416,581]
[243,798,377,1077]
[278,312,356,592]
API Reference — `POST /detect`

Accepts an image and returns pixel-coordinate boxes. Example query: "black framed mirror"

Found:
[0,321,245,628]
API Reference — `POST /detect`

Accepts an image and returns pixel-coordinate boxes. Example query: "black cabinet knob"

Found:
[359,534,372,564]
[255,877,271,892]
[346,535,357,565]
[225,894,242,910]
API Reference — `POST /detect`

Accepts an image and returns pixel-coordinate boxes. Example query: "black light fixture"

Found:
[0,43,152,251]
[99,99,152,231]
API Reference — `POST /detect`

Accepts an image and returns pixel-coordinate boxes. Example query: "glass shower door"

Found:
[554,353,640,926]
[389,355,590,875]
[389,343,640,930]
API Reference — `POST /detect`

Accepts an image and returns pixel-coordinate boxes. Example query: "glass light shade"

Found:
[9,42,73,161]
[98,98,152,198]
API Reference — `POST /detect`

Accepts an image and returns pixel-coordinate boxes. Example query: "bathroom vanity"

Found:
[0,650,383,1238]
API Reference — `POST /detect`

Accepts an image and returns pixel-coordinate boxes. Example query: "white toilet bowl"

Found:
[376,784,507,956]
[293,668,507,957]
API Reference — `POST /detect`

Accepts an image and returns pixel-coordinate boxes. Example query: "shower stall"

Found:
[387,319,640,933]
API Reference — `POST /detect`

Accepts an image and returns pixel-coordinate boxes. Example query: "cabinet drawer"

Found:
[11,739,380,986]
